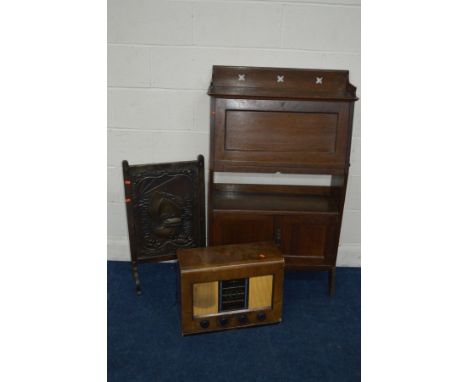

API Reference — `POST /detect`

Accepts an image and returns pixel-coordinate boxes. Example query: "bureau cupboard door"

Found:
[211,213,274,246]
[278,215,339,266]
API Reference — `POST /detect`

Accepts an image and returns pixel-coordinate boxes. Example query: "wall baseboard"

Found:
[107,237,361,267]
[335,244,361,267]
[107,236,131,262]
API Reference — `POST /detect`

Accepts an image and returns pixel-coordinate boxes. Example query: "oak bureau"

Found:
[207,66,358,294]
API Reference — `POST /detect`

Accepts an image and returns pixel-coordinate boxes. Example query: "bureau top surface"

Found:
[177,242,284,271]
[208,65,358,101]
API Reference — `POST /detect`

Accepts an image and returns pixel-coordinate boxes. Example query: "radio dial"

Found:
[237,314,248,324]
[218,317,229,327]
[200,320,210,329]
[257,312,266,321]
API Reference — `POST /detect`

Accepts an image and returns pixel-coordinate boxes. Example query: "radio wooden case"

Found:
[177,242,284,335]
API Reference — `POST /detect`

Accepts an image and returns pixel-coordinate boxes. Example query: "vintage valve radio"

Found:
[177,242,284,335]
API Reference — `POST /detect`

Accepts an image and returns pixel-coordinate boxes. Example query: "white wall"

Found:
[107,0,361,266]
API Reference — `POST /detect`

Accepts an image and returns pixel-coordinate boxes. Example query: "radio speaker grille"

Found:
[193,275,274,317]
[248,275,273,309]
[193,281,218,317]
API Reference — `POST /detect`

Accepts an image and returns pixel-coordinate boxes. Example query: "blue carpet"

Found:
[108,261,360,381]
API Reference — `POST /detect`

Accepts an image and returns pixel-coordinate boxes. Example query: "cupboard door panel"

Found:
[279,215,338,263]
[211,213,274,246]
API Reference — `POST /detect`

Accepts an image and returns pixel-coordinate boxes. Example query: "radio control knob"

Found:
[218,317,229,326]
[257,312,266,321]
[237,314,248,324]
[200,320,210,329]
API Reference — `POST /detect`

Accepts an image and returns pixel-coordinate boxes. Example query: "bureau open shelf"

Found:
[212,185,340,215]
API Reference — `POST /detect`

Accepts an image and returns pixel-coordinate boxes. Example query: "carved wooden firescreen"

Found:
[122,155,206,294]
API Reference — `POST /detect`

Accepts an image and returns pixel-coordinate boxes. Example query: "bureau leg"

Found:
[131,260,142,295]
[328,267,336,296]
